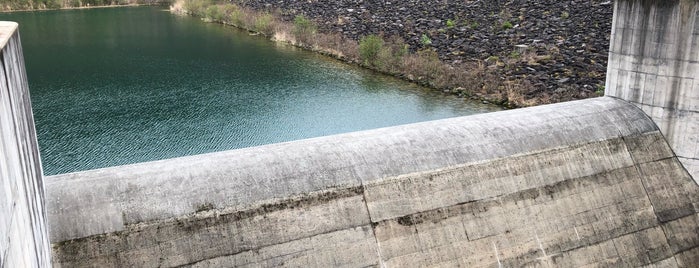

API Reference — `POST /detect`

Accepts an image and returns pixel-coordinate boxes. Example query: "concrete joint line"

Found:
[627,101,699,114]
[609,52,699,65]
[611,67,699,80]
[359,181,386,268]
[618,131,678,265]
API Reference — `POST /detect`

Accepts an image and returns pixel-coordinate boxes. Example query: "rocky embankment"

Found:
[240,0,613,104]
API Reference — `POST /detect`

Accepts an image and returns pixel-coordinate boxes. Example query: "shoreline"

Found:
[171,1,528,108]
[4,1,612,108]
[0,2,167,13]
[1,5,141,13]
[170,0,613,108]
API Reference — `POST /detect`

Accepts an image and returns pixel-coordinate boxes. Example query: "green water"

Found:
[1,6,500,175]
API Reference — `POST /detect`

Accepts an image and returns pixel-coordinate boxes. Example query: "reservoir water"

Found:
[1,6,500,175]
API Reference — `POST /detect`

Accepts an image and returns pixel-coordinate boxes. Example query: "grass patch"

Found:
[420,34,432,46]
[446,19,456,29]
[293,15,317,45]
[501,21,513,30]
[254,13,274,35]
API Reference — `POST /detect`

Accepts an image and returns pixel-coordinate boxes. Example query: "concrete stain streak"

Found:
[492,241,502,268]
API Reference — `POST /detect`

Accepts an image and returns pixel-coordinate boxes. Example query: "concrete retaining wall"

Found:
[606,0,699,182]
[0,22,51,268]
[47,97,699,267]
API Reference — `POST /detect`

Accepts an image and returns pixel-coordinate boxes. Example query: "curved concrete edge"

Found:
[48,96,699,267]
[46,96,658,242]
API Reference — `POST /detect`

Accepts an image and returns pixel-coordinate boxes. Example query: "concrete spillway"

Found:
[47,97,698,267]
[1,0,699,267]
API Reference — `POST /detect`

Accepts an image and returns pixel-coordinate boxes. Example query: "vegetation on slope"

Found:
[0,0,165,12]
[173,0,540,108]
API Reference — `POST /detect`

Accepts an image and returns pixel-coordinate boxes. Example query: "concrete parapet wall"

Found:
[47,97,699,267]
[0,22,51,267]
[606,0,699,181]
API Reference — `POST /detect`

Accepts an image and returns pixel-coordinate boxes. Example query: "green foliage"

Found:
[375,36,409,73]
[595,85,605,96]
[293,15,317,44]
[561,11,570,19]
[184,0,211,16]
[420,34,432,46]
[254,13,274,35]
[359,34,384,67]
[41,0,62,8]
[83,0,105,6]
[293,15,315,34]
[0,0,158,11]
[223,5,243,26]
[502,21,513,30]
[509,50,520,59]
[205,5,224,21]
[446,19,456,29]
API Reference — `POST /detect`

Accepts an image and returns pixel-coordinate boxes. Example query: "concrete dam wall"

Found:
[0,0,697,267]
[606,0,699,182]
[47,97,698,267]
[0,22,51,267]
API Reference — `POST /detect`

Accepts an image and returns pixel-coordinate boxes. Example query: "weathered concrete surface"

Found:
[41,0,699,266]
[606,0,699,182]
[0,22,51,267]
[46,97,654,242]
[47,97,699,267]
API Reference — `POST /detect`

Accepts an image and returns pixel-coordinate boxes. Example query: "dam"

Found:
[1,0,698,267]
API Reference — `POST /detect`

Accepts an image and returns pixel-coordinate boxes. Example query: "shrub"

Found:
[183,0,210,16]
[595,85,605,96]
[359,34,384,67]
[373,36,408,73]
[502,21,513,30]
[221,5,243,25]
[293,15,317,44]
[41,0,62,8]
[401,49,446,85]
[293,15,315,34]
[446,19,456,29]
[415,49,442,78]
[205,5,224,21]
[254,13,274,35]
[420,34,432,46]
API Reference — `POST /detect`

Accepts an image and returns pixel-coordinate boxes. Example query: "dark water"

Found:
[1,6,500,175]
